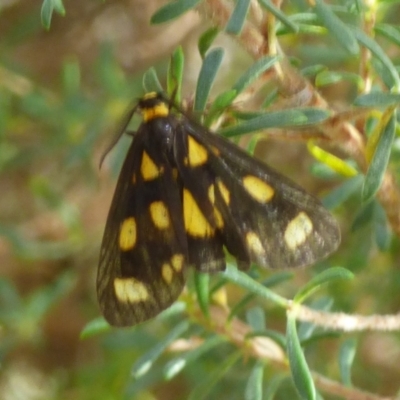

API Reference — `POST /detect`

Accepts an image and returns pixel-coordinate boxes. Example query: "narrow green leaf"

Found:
[80,317,111,339]
[258,0,298,33]
[168,46,185,102]
[194,48,224,112]
[264,374,286,400]
[354,92,400,107]
[225,0,251,35]
[352,28,400,89]
[224,264,289,308]
[189,351,242,400]
[198,27,220,59]
[41,0,65,29]
[322,175,364,209]
[246,330,287,350]
[131,321,190,378]
[339,338,357,386]
[142,68,163,93]
[315,71,363,89]
[228,272,293,320]
[351,200,374,231]
[246,307,266,331]
[164,335,225,379]
[156,301,187,321]
[245,361,264,400]
[314,0,359,55]
[362,114,396,202]
[294,267,354,304]
[375,24,400,48]
[151,0,201,24]
[233,56,279,94]
[220,108,328,138]
[373,202,392,251]
[194,271,210,318]
[286,315,316,400]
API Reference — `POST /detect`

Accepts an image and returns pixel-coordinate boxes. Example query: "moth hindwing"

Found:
[97,92,341,326]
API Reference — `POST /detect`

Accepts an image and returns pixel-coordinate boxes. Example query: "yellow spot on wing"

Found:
[208,184,224,228]
[162,263,174,284]
[119,218,137,251]
[171,254,184,272]
[242,175,274,203]
[216,179,230,205]
[114,277,148,303]
[183,189,214,237]
[141,151,161,181]
[284,212,313,250]
[150,201,170,229]
[187,136,208,167]
[246,231,265,255]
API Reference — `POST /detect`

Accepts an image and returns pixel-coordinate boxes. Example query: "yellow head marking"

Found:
[284,212,313,250]
[216,179,230,205]
[142,103,169,122]
[114,277,148,303]
[141,151,161,181]
[183,189,214,237]
[162,263,174,284]
[119,217,137,251]
[242,175,275,203]
[187,136,208,167]
[149,201,170,229]
[246,231,265,255]
[171,254,184,272]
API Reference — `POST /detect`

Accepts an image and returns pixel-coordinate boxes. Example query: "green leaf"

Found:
[286,315,316,400]
[168,46,185,102]
[339,338,357,386]
[264,374,286,400]
[246,329,287,350]
[352,28,400,89]
[194,47,225,112]
[80,317,111,339]
[198,27,220,59]
[362,114,396,202]
[375,24,400,48]
[131,321,190,378]
[314,0,359,55]
[189,351,242,400]
[223,264,289,308]
[245,361,264,400]
[164,335,225,379]
[354,92,400,107]
[233,56,279,94]
[322,175,364,209]
[41,0,66,30]
[142,68,163,93]
[258,0,298,33]
[204,89,237,126]
[194,271,210,318]
[315,71,363,89]
[294,267,354,304]
[220,108,329,137]
[246,307,266,331]
[225,0,251,35]
[351,200,375,231]
[151,0,201,24]
[373,202,392,251]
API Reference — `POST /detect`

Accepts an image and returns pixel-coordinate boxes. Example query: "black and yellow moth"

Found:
[97,92,340,326]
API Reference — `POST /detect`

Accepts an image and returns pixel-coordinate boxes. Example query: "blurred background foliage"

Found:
[1,0,400,399]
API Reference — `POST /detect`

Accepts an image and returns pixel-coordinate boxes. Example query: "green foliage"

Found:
[1,0,400,399]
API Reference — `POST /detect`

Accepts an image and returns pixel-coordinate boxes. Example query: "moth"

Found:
[97,92,340,326]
